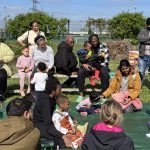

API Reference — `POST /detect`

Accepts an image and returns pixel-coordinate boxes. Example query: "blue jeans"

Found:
[138,55,150,83]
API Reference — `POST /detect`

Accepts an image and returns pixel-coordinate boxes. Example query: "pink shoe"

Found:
[94,108,101,113]
[94,70,100,80]
[80,112,88,117]
[90,76,96,86]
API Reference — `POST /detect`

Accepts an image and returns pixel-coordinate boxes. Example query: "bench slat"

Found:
[11,73,77,79]
[53,74,77,78]
[11,73,19,79]
[6,88,101,94]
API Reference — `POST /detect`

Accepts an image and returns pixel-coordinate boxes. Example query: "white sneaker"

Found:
[146,133,150,137]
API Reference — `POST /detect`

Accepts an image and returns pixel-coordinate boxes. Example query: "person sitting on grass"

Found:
[0,98,40,150]
[52,95,88,149]
[81,100,134,150]
[33,78,73,149]
[100,59,142,113]
[76,91,105,117]
[16,46,34,97]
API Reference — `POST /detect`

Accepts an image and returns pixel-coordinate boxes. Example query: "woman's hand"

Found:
[85,55,91,60]
[122,97,132,105]
[100,95,104,99]
[82,64,95,71]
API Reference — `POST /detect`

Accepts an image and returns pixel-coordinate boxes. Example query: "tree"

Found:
[86,18,107,35]
[108,12,146,40]
[7,12,68,38]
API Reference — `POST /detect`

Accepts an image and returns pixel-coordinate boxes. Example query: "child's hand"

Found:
[73,120,78,126]
[67,129,75,134]
[25,68,30,73]
[71,126,76,134]
[23,66,27,70]
[85,55,91,60]
[85,104,91,108]
[122,97,132,105]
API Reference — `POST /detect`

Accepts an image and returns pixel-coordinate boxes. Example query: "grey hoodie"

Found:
[137,28,150,56]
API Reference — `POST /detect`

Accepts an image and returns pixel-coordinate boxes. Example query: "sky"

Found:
[0,0,150,21]
[0,0,150,30]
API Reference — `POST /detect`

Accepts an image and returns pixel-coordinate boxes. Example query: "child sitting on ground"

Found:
[16,46,34,96]
[52,95,88,149]
[76,91,107,116]
[77,41,101,86]
[81,100,134,150]
[31,62,48,97]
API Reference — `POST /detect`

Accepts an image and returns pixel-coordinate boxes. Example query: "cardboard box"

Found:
[128,51,139,66]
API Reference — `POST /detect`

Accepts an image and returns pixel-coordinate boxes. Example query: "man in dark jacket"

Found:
[137,17,150,84]
[54,35,78,87]
[33,78,72,149]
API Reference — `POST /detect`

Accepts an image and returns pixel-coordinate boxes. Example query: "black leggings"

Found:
[0,69,7,96]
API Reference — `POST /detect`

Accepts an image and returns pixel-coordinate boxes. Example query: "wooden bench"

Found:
[7,73,101,93]
[6,88,101,94]
[11,73,78,79]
